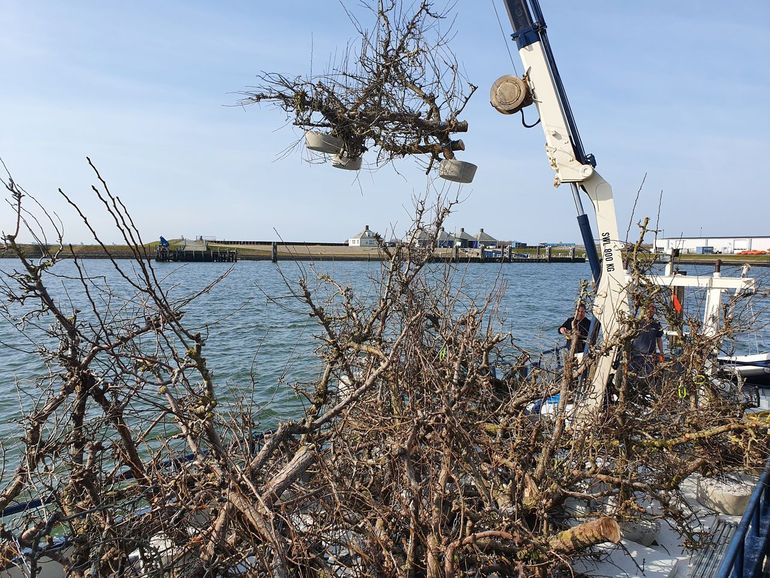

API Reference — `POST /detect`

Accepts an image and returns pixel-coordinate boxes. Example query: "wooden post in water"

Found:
[452,245,458,262]
[271,242,278,263]
[546,246,552,262]
[570,246,576,260]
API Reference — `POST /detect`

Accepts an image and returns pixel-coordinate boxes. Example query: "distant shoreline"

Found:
[0,244,584,264]
[2,243,769,267]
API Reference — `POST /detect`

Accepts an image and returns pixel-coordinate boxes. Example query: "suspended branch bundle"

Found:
[241,1,477,176]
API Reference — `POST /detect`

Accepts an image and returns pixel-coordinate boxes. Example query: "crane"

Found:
[488,8,766,573]
[490,1,756,422]
[492,0,630,421]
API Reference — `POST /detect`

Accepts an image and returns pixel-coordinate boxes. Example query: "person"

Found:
[629,302,665,378]
[741,262,751,278]
[558,302,591,353]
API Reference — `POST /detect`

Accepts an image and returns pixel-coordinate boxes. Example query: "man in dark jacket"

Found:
[630,302,665,378]
[558,302,591,353]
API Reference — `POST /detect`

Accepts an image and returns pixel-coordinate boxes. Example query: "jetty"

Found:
[155,238,237,263]
[199,241,585,264]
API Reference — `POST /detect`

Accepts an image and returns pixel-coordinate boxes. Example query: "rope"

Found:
[748,300,761,353]
[490,2,542,128]
[491,0,519,75]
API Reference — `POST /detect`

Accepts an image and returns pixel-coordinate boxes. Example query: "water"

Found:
[1,258,768,444]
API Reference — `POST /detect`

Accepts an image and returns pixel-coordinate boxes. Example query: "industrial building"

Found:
[654,236,770,255]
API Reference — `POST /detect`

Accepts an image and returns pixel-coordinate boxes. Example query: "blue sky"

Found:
[1,1,768,245]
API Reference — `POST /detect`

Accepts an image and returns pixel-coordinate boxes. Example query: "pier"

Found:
[199,241,585,264]
[155,238,237,263]
[155,248,238,263]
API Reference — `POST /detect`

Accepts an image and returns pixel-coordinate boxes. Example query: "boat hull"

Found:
[718,352,770,386]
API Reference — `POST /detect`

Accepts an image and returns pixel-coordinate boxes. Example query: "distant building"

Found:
[412,228,433,248]
[397,226,516,250]
[437,227,454,248]
[349,225,380,247]
[454,227,475,248]
[473,228,498,249]
[654,236,770,255]
[412,226,458,248]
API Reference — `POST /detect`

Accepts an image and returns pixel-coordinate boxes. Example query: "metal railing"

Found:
[715,454,770,578]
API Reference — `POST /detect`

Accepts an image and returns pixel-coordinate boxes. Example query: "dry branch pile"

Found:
[1,168,767,577]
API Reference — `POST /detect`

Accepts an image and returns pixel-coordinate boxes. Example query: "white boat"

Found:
[718,351,770,385]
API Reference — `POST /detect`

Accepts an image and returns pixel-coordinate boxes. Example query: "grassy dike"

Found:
[1,242,587,262]
[2,241,768,266]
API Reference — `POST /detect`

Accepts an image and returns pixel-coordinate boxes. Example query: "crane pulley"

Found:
[490,75,532,115]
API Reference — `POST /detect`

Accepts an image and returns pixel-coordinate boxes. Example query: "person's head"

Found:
[576,302,586,320]
[644,301,656,319]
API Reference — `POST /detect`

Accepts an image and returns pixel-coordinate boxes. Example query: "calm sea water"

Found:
[1,258,768,444]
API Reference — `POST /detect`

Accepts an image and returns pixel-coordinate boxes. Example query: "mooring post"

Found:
[271,242,278,263]
[452,245,458,262]
[546,246,552,262]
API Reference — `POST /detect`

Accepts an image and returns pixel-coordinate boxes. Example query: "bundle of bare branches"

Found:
[263,219,767,577]
[241,0,476,172]
[1,164,767,577]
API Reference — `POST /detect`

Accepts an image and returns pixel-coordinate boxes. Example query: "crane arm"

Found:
[501,0,592,184]
[497,0,630,420]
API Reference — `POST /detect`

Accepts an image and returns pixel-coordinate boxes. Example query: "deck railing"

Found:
[715,453,770,578]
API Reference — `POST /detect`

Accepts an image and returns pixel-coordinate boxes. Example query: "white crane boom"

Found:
[494,0,629,420]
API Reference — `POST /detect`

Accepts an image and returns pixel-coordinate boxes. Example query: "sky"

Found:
[1,1,768,246]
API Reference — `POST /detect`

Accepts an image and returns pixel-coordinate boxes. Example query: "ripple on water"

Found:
[1,259,768,436]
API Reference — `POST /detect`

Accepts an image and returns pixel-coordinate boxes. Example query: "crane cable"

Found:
[491,0,519,76]
[491,1,541,129]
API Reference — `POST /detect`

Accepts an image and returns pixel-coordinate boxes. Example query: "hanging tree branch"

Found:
[240,0,477,171]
